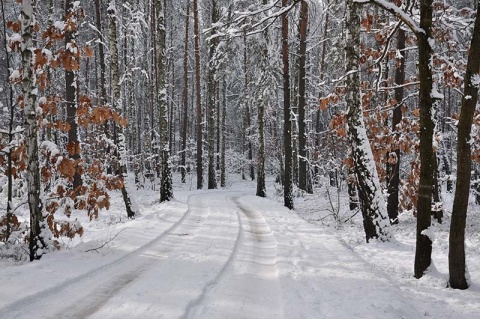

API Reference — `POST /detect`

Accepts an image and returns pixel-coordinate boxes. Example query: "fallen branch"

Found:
[85,228,126,253]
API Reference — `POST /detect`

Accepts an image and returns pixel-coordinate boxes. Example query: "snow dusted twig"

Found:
[354,0,424,35]
[85,228,126,253]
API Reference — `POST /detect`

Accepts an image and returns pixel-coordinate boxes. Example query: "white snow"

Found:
[0,177,479,318]
[54,21,65,31]
[9,70,21,82]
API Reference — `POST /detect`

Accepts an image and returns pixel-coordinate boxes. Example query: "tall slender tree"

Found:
[256,0,269,198]
[297,0,311,194]
[108,1,136,217]
[193,0,203,189]
[155,0,173,201]
[345,0,390,242]
[1,0,15,241]
[220,79,227,187]
[386,28,406,224]
[65,0,82,193]
[181,0,190,183]
[21,0,48,260]
[449,1,480,290]
[358,0,437,277]
[207,0,219,189]
[414,0,436,279]
[282,0,294,209]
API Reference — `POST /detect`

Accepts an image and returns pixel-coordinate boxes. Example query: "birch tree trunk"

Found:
[21,0,48,261]
[449,1,480,289]
[108,1,136,217]
[345,0,390,242]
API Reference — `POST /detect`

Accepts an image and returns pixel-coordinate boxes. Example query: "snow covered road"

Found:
[0,191,421,318]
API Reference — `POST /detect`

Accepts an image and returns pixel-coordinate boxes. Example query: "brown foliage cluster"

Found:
[2,2,127,247]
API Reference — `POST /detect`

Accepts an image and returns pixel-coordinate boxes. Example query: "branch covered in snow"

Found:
[354,0,423,35]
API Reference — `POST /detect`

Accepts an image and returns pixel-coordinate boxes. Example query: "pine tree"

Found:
[181,0,190,184]
[207,0,219,189]
[297,0,312,194]
[282,0,294,210]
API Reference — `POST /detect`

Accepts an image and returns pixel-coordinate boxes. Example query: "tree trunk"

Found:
[449,1,480,290]
[386,28,405,225]
[95,0,107,104]
[282,0,294,210]
[298,0,311,194]
[220,79,227,187]
[193,0,203,189]
[155,0,173,201]
[243,33,255,181]
[65,0,82,193]
[345,0,390,242]
[414,0,435,279]
[432,154,443,223]
[21,0,47,261]
[108,1,136,218]
[315,0,329,182]
[181,0,190,183]
[1,0,15,241]
[256,0,269,198]
[207,0,219,189]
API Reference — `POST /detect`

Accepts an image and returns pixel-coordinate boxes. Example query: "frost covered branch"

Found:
[354,0,423,35]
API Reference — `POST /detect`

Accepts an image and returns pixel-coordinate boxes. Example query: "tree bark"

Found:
[108,1,136,218]
[414,0,435,279]
[1,0,15,241]
[21,0,47,261]
[345,0,390,242]
[243,33,255,182]
[386,28,405,224]
[95,0,107,104]
[193,0,203,189]
[282,0,294,210]
[207,0,219,189]
[65,0,82,192]
[155,0,173,201]
[181,0,190,183]
[297,0,311,193]
[256,0,269,198]
[449,1,480,290]
[220,79,227,187]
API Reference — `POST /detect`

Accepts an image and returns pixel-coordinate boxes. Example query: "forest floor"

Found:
[0,175,479,318]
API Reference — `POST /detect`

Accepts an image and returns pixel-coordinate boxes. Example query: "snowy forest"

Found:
[1,0,480,317]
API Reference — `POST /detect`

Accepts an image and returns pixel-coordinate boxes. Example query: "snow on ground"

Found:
[0,174,479,318]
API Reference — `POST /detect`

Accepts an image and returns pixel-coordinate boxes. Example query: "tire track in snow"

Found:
[181,195,244,319]
[88,191,242,319]
[183,195,284,319]
[0,194,211,319]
